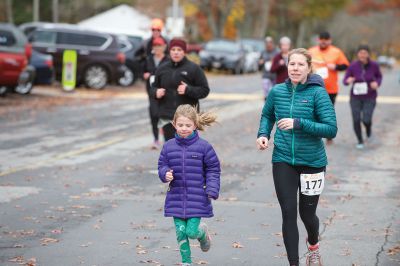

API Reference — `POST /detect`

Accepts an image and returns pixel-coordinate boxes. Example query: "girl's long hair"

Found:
[173,104,217,131]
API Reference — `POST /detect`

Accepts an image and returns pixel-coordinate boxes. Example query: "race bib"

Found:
[149,75,155,86]
[300,172,325,196]
[264,61,272,71]
[315,67,329,79]
[353,82,368,95]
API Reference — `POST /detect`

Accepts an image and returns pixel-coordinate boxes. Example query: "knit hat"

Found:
[169,38,187,53]
[357,44,370,53]
[152,37,166,46]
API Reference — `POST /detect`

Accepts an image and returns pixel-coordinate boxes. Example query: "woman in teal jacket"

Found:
[256,48,337,266]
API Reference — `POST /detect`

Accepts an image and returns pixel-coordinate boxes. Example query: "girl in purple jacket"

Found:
[158,104,221,266]
[343,45,383,149]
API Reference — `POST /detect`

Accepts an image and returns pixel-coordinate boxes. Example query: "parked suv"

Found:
[199,39,246,74]
[28,24,126,89]
[0,23,35,95]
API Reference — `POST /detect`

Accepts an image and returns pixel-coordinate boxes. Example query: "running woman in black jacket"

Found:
[151,38,210,140]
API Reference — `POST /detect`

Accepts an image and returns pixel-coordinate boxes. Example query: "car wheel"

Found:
[84,65,108,90]
[0,86,8,96]
[14,81,33,94]
[118,68,134,87]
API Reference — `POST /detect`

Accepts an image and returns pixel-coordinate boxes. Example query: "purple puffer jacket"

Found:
[158,131,220,219]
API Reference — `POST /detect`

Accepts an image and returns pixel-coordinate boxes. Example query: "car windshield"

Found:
[241,39,264,52]
[206,41,240,53]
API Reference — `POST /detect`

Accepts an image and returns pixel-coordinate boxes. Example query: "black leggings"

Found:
[162,123,176,141]
[350,98,376,144]
[272,162,325,266]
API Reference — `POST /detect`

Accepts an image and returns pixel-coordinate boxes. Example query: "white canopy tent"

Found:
[78,4,151,39]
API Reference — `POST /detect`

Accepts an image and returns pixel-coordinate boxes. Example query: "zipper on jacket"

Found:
[290,86,296,165]
[183,145,186,218]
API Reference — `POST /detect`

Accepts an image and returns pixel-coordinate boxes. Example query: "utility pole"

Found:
[6,0,14,24]
[52,0,59,23]
[33,0,39,22]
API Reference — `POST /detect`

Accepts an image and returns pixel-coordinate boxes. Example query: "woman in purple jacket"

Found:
[343,45,383,149]
[158,104,221,266]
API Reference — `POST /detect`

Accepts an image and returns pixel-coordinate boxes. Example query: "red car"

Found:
[0,23,35,95]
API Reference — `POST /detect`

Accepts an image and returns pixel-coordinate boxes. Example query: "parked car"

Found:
[27,23,126,89]
[240,38,264,73]
[30,49,54,85]
[377,55,396,69]
[199,39,246,74]
[0,23,35,95]
[117,34,143,86]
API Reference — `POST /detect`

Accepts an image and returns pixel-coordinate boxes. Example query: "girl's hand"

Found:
[346,77,355,84]
[256,137,269,150]
[277,118,294,130]
[165,169,174,182]
[370,81,379,90]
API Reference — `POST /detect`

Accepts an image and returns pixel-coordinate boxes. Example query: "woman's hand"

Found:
[156,88,166,99]
[177,81,187,95]
[277,118,294,130]
[165,169,174,182]
[143,72,151,80]
[370,81,379,90]
[346,77,355,84]
[256,137,269,150]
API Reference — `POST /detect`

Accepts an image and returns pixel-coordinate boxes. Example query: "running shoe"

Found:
[151,140,160,150]
[306,241,323,266]
[199,223,211,252]
[356,143,364,150]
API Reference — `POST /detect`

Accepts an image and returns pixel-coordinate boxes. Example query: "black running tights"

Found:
[272,162,325,266]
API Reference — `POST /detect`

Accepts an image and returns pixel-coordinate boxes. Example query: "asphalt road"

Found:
[0,69,399,266]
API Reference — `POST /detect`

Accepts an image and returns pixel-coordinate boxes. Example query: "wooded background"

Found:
[1,0,399,57]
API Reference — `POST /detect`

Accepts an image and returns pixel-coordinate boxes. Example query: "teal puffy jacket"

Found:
[257,74,337,167]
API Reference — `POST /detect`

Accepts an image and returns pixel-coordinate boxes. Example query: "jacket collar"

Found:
[175,130,199,146]
[285,73,325,92]
[170,56,188,68]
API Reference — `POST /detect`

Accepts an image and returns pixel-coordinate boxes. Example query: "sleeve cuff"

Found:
[294,118,301,129]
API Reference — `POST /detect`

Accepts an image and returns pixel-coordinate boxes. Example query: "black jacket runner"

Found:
[151,57,210,119]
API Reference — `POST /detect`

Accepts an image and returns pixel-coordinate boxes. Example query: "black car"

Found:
[27,23,126,89]
[199,39,246,74]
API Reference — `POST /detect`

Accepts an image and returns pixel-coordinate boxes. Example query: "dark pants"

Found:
[272,162,325,266]
[328,93,337,105]
[163,123,176,141]
[149,107,159,141]
[350,97,376,144]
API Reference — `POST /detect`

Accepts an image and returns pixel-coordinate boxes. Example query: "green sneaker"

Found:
[199,223,211,252]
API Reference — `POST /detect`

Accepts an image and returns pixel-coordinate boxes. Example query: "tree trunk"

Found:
[6,0,13,23]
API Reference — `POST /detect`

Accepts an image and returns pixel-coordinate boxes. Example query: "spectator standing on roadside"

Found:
[343,45,382,149]
[143,37,169,149]
[270,36,291,84]
[151,38,210,141]
[259,36,280,100]
[308,31,349,145]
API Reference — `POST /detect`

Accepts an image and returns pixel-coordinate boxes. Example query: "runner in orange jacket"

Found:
[308,32,349,105]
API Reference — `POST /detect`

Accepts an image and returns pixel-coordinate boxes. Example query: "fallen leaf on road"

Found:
[40,238,59,246]
[273,232,283,237]
[137,250,147,254]
[70,195,81,199]
[13,244,25,248]
[71,205,89,209]
[51,228,63,234]
[120,241,130,245]
[248,237,260,240]
[387,245,400,255]
[232,242,244,248]
[93,224,101,230]
[195,260,208,264]
[80,242,92,247]
[26,257,37,266]
[162,246,171,249]
[8,256,25,263]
